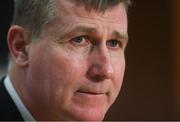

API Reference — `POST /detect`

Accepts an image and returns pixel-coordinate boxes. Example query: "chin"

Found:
[69,107,107,121]
[73,113,105,121]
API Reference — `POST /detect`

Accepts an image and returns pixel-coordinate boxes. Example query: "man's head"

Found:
[8,0,131,121]
[12,0,130,40]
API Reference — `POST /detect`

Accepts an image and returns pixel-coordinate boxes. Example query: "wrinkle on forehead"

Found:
[46,0,127,42]
[73,3,127,23]
[54,0,127,23]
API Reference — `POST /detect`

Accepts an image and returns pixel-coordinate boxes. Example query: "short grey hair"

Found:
[12,0,55,39]
[72,0,131,12]
[12,0,131,40]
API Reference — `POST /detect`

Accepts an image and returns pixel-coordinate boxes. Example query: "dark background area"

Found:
[106,0,178,120]
[0,0,179,120]
[0,0,13,68]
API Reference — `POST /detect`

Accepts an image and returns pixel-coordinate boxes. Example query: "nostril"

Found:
[91,74,106,82]
[86,63,114,82]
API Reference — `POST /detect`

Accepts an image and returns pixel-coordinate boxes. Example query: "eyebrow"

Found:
[59,24,97,39]
[112,30,128,43]
[60,24,128,43]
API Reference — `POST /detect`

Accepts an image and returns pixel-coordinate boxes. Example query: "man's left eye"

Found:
[70,36,89,46]
[107,39,122,49]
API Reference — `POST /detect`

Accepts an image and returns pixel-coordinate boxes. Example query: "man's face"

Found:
[25,0,128,121]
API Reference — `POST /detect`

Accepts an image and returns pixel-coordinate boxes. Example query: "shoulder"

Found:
[0,76,23,121]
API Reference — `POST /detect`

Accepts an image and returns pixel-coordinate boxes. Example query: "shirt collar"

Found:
[4,76,35,121]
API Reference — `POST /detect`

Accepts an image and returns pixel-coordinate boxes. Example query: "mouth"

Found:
[76,90,107,96]
[72,90,109,121]
[73,89,109,108]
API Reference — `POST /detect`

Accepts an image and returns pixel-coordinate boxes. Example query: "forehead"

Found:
[41,0,128,40]
[54,0,127,24]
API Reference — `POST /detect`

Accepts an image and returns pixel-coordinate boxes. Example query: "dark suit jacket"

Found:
[0,77,23,120]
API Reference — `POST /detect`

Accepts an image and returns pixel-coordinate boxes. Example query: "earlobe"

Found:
[7,25,30,67]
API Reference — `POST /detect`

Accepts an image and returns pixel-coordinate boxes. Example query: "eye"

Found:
[70,36,89,46]
[107,39,122,49]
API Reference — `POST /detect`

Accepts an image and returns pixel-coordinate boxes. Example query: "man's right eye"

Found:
[70,36,89,46]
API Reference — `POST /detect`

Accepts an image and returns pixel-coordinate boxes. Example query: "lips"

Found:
[72,87,109,108]
[75,84,110,97]
[76,90,106,95]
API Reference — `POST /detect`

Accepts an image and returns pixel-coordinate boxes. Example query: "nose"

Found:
[87,46,114,82]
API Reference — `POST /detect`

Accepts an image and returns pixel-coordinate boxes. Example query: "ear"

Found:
[7,25,30,67]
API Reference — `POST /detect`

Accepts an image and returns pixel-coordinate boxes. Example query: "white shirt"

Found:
[4,76,35,121]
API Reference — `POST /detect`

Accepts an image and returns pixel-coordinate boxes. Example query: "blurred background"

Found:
[0,0,180,120]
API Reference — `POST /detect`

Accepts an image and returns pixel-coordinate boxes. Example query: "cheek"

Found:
[109,56,125,106]
[41,48,87,97]
[27,46,88,113]
[45,51,85,83]
[43,49,89,113]
[112,56,125,91]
